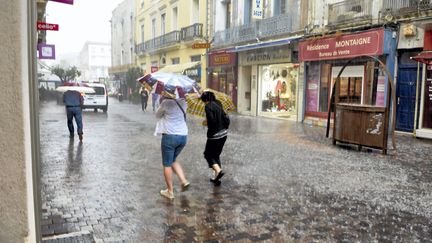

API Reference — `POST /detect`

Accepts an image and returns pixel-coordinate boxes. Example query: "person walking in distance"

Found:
[63,90,84,141]
[155,96,190,199]
[200,91,229,185]
[152,92,159,111]
[140,88,149,111]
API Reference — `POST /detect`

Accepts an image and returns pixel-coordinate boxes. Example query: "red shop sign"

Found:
[209,52,236,67]
[299,28,385,62]
[37,22,59,31]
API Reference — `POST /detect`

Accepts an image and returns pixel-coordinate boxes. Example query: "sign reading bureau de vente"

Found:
[299,28,385,62]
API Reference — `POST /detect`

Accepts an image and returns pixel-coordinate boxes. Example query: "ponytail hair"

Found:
[200,91,216,102]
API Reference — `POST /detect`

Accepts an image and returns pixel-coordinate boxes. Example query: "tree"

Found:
[51,65,81,83]
[125,67,143,93]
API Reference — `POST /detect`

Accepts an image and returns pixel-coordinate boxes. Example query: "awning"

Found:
[233,36,302,52]
[156,61,200,74]
[411,51,432,65]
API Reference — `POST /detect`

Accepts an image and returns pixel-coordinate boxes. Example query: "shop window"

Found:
[332,65,365,104]
[338,77,362,103]
[319,64,331,112]
[260,64,298,114]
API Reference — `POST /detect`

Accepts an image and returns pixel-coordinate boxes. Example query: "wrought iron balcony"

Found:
[213,22,259,47]
[259,13,300,38]
[135,42,145,55]
[181,23,203,41]
[382,0,432,15]
[328,0,373,26]
[144,31,181,52]
[212,12,301,48]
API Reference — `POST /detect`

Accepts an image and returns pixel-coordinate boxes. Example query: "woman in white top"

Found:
[155,97,190,199]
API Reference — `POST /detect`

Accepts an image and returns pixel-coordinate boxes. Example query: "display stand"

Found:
[326,56,397,154]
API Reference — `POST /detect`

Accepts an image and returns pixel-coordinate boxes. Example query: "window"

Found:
[190,55,201,62]
[192,0,199,24]
[140,0,144,8]
[171,57,180,64]
[172,7,178,30]
[331,65,364,104]
[141,24,145,42]
[281,0,287,14]
[226,2,231,29]
[152,19,156,38]
[319,64,330,112]
[130,47,133,64]
[244,0,252,24]
[273,0,281,16]
[161,13,166,35]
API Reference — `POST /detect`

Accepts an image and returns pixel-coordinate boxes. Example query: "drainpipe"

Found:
[413,62,421,137]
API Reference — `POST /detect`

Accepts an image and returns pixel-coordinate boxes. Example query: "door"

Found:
[396,65,418,132]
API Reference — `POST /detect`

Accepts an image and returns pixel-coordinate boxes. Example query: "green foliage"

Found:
[125,67,143,93]
[51,65,81,83]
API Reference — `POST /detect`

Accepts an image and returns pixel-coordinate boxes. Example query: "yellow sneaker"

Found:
[181,181,190,192]
[160,189,174,199]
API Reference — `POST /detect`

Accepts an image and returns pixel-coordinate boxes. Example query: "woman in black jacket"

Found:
[200,91,229,185]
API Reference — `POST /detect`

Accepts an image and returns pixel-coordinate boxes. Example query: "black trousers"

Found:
[141,98,148,111]
[204,136,227,168]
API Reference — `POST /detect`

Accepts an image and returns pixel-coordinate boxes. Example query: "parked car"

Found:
[82,83,108,112]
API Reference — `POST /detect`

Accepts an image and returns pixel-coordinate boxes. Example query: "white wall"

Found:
[0,0,38,242]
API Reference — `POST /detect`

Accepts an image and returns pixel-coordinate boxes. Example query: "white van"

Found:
[82,83,108,112]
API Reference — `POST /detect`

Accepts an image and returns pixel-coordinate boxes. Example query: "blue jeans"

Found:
[161,134,187,167]
[66,106,83,135]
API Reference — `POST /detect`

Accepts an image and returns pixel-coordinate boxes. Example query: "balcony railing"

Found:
[213,22,258,47]
[181,23,203,41]
[144,31,181,52]
[135,42,145,55]
[328,0,373,26]
[382,0,432,15]
[259,12,300,38]
[213,12,301,48]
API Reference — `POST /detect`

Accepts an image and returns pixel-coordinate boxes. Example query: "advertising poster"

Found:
[252,0,264,19]
[375,75,386,107]
[422,66,432,129]
[307,80,319,112]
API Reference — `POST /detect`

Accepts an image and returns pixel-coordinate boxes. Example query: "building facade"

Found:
[210,0,309,120]
[134,0,208,86]
[79,42,111,82]
[299,0,432,140]
[109,0,136,95]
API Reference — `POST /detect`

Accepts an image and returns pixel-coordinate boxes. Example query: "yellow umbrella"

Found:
[186,89,235,117]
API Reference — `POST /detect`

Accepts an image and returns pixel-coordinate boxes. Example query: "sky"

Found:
[46,0,124,60]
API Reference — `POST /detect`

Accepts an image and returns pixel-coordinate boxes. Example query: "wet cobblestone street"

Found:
[40,99,432,242]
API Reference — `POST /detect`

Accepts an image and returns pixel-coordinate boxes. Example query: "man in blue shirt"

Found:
[63,90,84,141]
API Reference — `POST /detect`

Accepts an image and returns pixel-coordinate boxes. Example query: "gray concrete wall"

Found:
[0,0,36,242]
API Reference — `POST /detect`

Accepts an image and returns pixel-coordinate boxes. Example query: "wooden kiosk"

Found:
[326,56,396,154]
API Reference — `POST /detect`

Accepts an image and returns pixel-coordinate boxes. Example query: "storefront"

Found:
[207,51,237,106]
[299,28,397,126]
[237,45,299,119]
[411,27,432,139]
